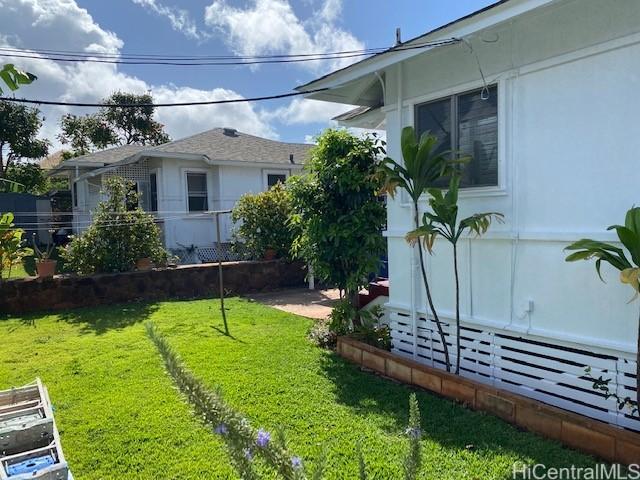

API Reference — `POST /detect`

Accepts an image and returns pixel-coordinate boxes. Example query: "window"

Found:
[186,172,208,212]
[415,85,498,188]
[267,173,287,188]
[149,172,158,212]
[73,182,78,207]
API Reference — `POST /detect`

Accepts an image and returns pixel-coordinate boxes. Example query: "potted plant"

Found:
[136,257,153,271]
[32,233,56,279]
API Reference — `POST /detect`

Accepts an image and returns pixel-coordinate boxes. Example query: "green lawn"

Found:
[1,298,598,478]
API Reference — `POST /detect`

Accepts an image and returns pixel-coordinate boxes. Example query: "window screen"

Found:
[267,173,287,188]
[186,173,208,212]
[415,85,498,188]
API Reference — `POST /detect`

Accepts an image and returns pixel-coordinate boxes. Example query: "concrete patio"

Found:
[245,288,340,319]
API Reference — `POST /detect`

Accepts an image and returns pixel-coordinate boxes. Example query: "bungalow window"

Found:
[415,85,498,188]
[267,173,287,188]
[149,172,158,212]
[186,172,208,212]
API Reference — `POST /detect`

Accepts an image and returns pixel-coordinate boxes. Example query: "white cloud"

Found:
[131,0,204,40]
[0,0,276,150]
[0,0,122,53]
[263,98,351,125]
[153,86,276,139]
[318,0,342,23]
[203,0,364,73]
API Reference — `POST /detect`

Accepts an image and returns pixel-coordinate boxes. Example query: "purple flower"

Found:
[291,456,302,469]
[243,448,253,460]
[214,423,228,435]
[256,429,271,448]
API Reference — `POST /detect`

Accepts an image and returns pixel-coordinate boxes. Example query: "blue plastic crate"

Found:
[6,453,54,477]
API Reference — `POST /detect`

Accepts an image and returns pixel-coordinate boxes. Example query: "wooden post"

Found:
[215,211,229,335]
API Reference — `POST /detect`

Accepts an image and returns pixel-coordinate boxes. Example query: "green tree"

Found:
[61,176,169,274]
[231,183,297,259]
[101,91,170,146]
[58,113,117,157]
[565,207,640,408]
[289,129,386,311]
[58,91,170,158]
[407,174,503,374]
[4,162,48,194]
[0,101,49,178]
[376,127,465,372]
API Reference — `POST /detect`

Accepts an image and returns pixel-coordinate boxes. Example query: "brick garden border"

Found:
[337,336,640,465]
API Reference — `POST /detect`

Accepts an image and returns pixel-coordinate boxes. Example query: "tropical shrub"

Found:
[407,173,503,374]
[0,212,33,282]
[377,127,466,372]
[231,183,296,259]
[565,207,640,410]
[61,176,169,275]
[289,129,386,309]
[313,300,390,351]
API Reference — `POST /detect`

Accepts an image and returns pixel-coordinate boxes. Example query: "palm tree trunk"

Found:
[413,202,451,372]
[453,243,461,375]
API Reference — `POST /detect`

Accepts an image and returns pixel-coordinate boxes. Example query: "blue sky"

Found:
[2,0,496,147]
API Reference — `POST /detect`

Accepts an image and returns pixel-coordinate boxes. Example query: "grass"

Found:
[1,298,599,479]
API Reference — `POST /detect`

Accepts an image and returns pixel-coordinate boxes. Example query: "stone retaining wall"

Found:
[0,261,306,315]
[337,336,640,466]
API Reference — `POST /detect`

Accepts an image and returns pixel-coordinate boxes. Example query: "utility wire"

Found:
[0,52,373,66]
[0,88,329,108]
[0,39,458,66]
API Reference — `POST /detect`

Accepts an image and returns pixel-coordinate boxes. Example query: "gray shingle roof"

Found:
[152,128,311,165]
[63,144,146,166]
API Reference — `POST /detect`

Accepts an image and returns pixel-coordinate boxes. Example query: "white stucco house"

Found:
[300,0,640,431]
[51,128,311,260]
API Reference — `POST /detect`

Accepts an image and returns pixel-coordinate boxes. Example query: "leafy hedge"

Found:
[61,177,169,274]
[231,183,297,260]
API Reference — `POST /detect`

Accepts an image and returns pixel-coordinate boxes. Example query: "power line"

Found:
[0,39,458,66]
[0,51,373,66]
[0,87,329,108]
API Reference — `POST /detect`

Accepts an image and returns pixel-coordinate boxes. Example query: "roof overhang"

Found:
[333,106,386,130]
[296,0,556,106]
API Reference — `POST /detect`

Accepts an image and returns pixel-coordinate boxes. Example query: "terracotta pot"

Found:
[263,248,277,261]
[36,259,57,278]
[136,258,153,271]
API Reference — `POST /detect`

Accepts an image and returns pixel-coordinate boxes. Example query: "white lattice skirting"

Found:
[389,306,640,432]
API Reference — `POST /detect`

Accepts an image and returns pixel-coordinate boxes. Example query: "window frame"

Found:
[409,80,506,198]
[262,169,290,190]
[183,169,210,214]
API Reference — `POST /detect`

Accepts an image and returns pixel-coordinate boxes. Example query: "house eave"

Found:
[297,0,556,105]
[74,152,305,182]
